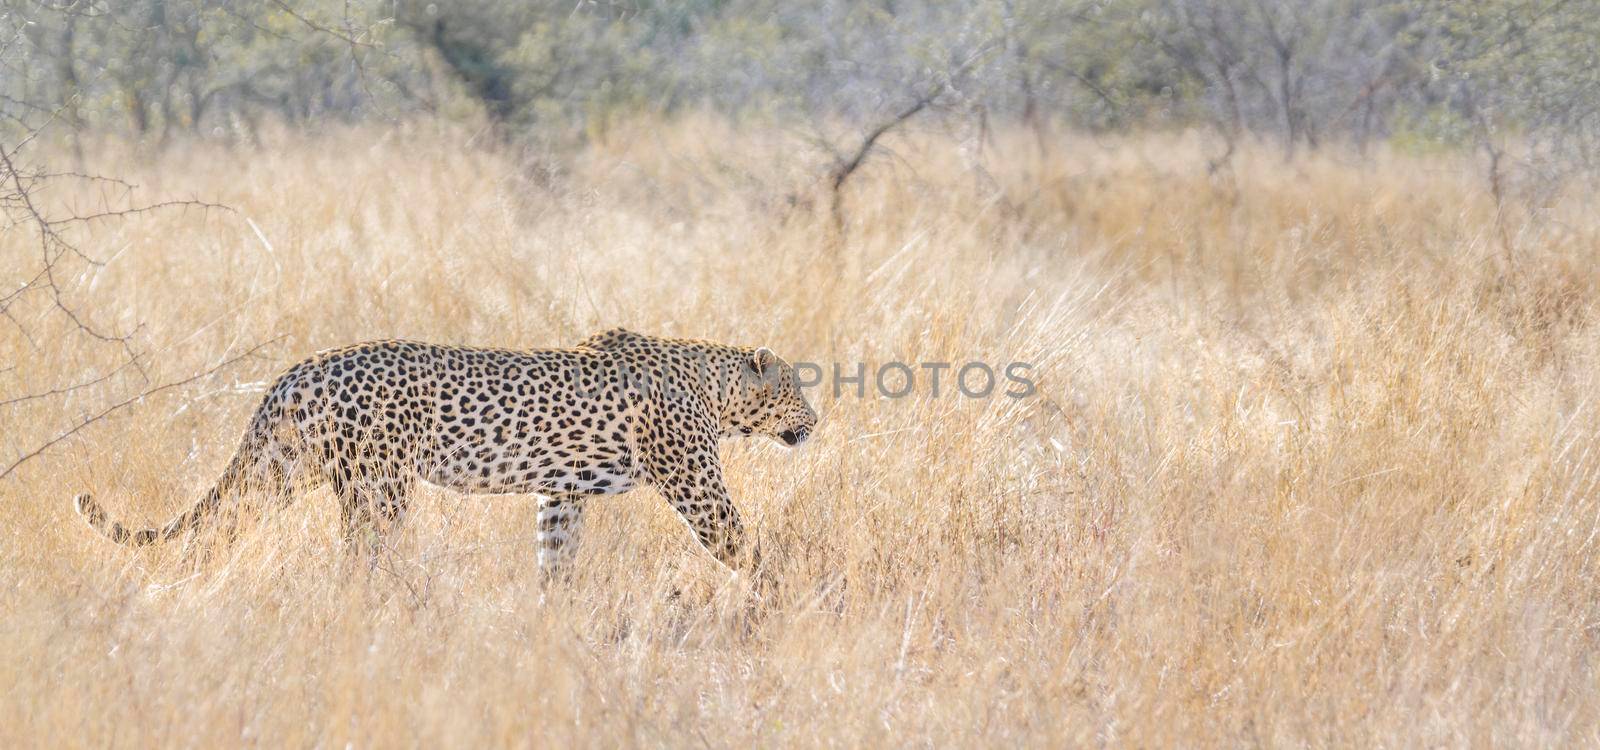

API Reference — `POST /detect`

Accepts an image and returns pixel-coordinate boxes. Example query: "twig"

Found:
[0,355,145,409]
[0,338,283,482]
[267,0,374,47]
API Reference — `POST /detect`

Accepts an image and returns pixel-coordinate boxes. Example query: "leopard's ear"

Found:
[749,347,779,377]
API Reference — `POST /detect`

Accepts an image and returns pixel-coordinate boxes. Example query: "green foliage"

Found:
[1387,105,1478,155]
[1425,0,1600,135]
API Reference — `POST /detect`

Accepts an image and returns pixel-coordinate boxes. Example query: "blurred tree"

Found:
[0,0,1594,186]
[1423,0,1600,188]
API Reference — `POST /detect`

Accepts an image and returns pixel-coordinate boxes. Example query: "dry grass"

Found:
[4,120,1600,746]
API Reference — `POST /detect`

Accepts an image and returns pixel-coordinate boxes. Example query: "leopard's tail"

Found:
[73,486,225,546]
[72,428,274,547]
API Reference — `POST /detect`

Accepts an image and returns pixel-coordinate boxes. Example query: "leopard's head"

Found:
[726,347,817,447]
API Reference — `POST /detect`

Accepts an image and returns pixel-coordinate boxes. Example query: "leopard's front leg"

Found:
[663,466,755,570]
[640,419,758,572]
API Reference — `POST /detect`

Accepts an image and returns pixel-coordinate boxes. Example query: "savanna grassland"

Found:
[3,121,1599,746]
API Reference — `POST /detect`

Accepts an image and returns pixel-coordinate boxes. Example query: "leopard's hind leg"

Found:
[332,458,416,555]
[536,493,588,582]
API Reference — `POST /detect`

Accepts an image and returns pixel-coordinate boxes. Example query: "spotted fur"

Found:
[73,329,817,576]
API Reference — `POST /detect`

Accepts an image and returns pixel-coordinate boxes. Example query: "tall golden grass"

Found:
[3,120,1599,746]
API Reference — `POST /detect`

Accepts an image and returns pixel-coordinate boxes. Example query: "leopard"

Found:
[73,328,817,579]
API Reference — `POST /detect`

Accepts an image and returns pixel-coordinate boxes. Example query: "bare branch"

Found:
[821,40,1001,236]
[45,198,235,228]
[827,91,937,194]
